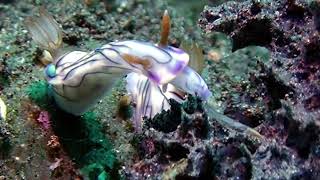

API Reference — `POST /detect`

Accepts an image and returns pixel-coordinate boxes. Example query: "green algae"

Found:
[167,0,207,25]
[205,32,233,59]
[25,80,118,179]
[50,111,118,179]
[26,80,50,105]
[144,99,182,133]
[78,112,117,179]
[182,95,204,114]
[0,129,11,159]
[0,65,9,89]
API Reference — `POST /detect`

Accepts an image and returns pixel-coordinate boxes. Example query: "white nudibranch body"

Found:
[25,8,212,131]
[45,40,190,115]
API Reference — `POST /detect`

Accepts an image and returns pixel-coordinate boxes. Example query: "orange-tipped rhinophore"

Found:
[159,10,171,47]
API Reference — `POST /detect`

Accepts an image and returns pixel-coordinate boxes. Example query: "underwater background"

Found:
[1,0,320,179]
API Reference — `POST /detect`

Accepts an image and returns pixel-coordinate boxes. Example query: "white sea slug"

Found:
[25,8,211,130]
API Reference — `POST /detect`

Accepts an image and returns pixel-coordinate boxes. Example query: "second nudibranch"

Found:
[25,8,211,131]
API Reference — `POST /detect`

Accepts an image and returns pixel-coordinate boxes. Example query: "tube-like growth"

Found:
[159,10,170,47]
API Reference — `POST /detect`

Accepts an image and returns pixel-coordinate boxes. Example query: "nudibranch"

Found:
[25,8,211,130]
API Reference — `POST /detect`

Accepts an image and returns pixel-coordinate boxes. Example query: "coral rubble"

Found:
[198,0,320,179]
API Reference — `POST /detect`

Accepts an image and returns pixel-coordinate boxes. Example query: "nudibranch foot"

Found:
[126,72,186,132]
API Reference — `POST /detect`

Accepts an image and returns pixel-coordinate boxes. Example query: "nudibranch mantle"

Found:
[102,40,190,84]
[45,40,190,115]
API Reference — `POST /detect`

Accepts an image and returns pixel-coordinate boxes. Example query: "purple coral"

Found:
[37,111,51,130]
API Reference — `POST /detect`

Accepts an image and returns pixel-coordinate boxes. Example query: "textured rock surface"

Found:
[199,0,320,179]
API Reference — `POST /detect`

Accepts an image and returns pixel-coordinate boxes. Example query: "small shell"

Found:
[116,95,132,121]
[0,97,7,120]
[207,50,221,62]
[39,50,53,65]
